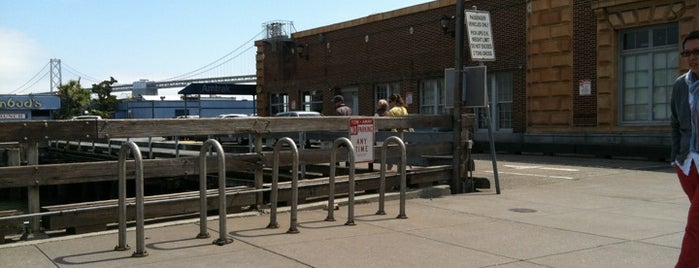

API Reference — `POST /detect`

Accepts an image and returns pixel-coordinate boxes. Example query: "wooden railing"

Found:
[0,115,473,239]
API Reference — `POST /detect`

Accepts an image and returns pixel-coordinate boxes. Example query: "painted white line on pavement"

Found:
[503,164,579,172]
[485,170,576,180]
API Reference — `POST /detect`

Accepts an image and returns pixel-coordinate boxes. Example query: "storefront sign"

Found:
[0,95,60,110]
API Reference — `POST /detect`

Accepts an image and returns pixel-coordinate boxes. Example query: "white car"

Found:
[274,111,321,117]
[71,115,102,120]
[217,114,249,118]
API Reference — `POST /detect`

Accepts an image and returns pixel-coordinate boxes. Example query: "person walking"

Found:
[375,99,388,117]
[670,30,699,268]
[333,95,352,116]
[386,94,408,170]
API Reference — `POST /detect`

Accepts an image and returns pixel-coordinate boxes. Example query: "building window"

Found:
[269,93,288,115]
[478,72,513,130]
[301,91,323,113]
[419,79,445,114]
[620,24,678,124]
[375,82,400,109]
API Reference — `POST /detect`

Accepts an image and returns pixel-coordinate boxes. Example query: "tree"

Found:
[90,77,119,119]
[55,79,91,119]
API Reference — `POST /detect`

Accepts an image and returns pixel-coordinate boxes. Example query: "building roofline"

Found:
[292,0,457,38]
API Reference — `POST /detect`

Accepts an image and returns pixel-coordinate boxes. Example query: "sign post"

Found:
[465,7,500,194]
[349,118,375,163]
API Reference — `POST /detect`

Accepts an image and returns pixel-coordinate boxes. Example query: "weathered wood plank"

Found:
[0,141,452,188]
[0,115,453,142]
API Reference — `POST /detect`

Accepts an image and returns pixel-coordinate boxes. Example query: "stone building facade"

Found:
[255,0,699,158]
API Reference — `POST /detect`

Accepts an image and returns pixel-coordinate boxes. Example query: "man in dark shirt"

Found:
[333,95,352,115]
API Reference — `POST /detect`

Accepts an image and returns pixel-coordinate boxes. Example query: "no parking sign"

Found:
[349,118,375,163]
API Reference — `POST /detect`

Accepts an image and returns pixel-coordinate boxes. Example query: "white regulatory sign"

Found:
[464,10,496,61]
[349,118,375,163]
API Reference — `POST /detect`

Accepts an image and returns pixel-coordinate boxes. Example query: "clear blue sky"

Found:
[0,0,430,94]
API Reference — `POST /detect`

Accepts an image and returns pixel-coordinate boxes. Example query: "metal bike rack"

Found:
[267,137,300,233]
[197,139,233,245]
[376,136,408,219]
[325,137,357,225]
[115,141,148,257]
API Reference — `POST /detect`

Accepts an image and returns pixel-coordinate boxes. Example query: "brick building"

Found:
[255,0,699,159]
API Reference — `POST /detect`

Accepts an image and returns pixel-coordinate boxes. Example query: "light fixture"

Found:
[440,15,455,36]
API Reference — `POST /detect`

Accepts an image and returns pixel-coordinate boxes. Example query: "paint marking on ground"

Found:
[503,164,578,172]
[485,171,576,180]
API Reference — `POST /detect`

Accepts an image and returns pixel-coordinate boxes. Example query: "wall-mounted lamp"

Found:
[440,15,455,36]
[297,44,309,59]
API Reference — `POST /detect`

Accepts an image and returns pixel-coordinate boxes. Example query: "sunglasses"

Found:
[681,49,699,57]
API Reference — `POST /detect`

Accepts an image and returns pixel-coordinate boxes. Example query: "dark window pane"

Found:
[668,24,679,45]
[637,30,649,48]
[624,32,635,50]
[653,28,667,46]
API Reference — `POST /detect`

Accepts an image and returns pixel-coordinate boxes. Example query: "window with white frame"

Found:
[477,72,513,130]
[419,79,445,114]
[301,91,323,113]
[374,82,400,109]
[269,93,288,115]
[620,24,678,123]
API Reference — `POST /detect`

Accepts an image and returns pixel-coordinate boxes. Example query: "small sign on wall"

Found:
[579,79,592,96]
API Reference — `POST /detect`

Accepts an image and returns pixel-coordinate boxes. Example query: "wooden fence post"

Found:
[254,134,263,206]
[22,141,43,236]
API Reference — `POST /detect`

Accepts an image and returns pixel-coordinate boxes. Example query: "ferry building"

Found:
[255,0,699,159]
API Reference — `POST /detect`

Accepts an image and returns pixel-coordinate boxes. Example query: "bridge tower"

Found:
[50,58,62,92]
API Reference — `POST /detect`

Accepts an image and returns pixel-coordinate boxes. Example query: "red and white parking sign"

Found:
[349,118,375,163]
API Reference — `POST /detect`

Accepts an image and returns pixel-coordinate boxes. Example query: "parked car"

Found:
[215,114,250,144]
[175,115,200,119]
[71,115,102,120]
[274,111,321,117]
[271,111,322,148]
[217,114,249,118]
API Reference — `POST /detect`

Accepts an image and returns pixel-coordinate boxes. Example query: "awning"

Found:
[178,83,256,95]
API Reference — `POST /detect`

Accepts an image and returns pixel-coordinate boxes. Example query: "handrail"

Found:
[376,136,408,219]
[197,139,233,245]
[325,137,357,225]
[266,137,300,233]
[115,141,148,257]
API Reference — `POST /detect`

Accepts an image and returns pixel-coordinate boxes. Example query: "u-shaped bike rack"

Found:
[267,137,300,233]
[197,139,233,245]
[376,136,408,219]
[325,137,357,225]
[114,141,148,257]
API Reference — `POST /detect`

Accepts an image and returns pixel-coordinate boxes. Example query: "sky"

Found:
[0,0,430,95]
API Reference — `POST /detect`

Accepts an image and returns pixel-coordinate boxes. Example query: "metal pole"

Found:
[376,136,408,218]
[267,137,299,233]
[197,139,233,245]
[115,141,147,257]
[452,0,465,194]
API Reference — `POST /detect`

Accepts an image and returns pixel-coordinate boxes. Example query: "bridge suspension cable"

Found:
[63,62,100,84]
[163,28,266,81]
[10,62,49,94]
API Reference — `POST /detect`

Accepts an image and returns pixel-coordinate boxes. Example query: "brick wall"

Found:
[573,0,597,127]
[257,0,526,125]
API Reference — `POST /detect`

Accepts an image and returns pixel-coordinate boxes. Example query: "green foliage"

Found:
[90,77,118,119]
[55,80,91,119]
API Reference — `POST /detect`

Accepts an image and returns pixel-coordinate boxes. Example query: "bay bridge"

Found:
[6,21,296,95]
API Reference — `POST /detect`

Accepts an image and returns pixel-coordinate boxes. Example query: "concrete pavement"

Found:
[0,153,686,267]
